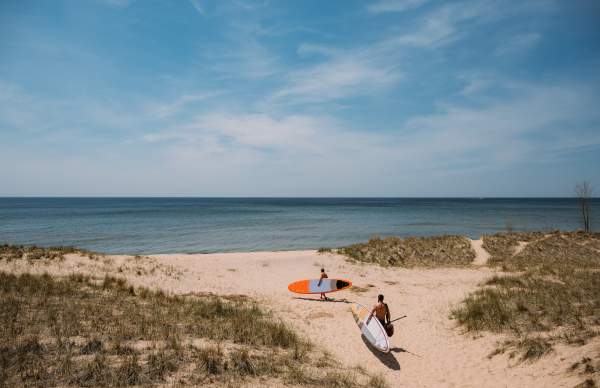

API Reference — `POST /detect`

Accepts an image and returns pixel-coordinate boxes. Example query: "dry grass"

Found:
[453,231,600,376]
[482,231,546,266]
[340,235,475,267]
[0,270,387,387]
[488,231,600,273]
[0,244,95,262]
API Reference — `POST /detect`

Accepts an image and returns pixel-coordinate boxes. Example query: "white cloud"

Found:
[384,1,551,49]
[143,113,339,154]
[268,56,400,105]
[297,43,339,58]
[495,32,542,56]
[387,2,491,48]
[367,0,428,14]
[189,0,204,15]
[274,0,501,109]
[145,93,219,119]
[102,0,134,7]
[199,20,281,80]
[399,81,600,167]
[0,79,144,140]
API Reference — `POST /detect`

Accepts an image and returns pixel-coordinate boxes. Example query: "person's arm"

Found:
[318,273,323,286]
[366,306,375,324]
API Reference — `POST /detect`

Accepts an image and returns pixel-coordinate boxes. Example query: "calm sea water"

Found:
[0,198,596,254]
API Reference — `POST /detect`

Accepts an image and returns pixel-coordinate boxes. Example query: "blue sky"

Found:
[1,0,599,196]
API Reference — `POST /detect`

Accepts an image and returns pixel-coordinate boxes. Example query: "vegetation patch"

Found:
[0,244,95,262]
[0,271,387,387]
[340,235,475,267]
[490,232,600,273]
[453,231,600,372]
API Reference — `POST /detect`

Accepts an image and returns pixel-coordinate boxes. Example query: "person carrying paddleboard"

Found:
[366,294,391,330]
[318,268,329,300]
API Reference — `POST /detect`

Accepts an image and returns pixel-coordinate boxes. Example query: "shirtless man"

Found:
[366,294,390,327]
[318,268,328,300]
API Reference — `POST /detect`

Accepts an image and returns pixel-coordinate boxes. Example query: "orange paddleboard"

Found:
[288,278,352,294]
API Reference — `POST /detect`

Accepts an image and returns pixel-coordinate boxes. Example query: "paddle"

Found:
[388,315,407,324]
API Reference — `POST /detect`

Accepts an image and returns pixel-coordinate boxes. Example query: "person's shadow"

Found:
[292,296,352,304]
[360,335,401,370]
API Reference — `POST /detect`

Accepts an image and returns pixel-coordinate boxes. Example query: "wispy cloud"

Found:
[143,113,337,154]
[367,0,428,14]
[267,2,503,105]
[145,93,220,119]
[0,79,143,140]
[399,81,600,167]
[198,16,281,80]
[383,1,552,49]
[495,32,542,56]
[268,55,400,105]
[189,0,204,15]
[386,2,493,48]
[101,0,134,8]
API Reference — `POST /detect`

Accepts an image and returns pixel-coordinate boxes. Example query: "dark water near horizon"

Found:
[0,198,597,254]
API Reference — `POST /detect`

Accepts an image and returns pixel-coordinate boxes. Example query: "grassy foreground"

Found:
[452,231,600,383]
[0,269,387,387]
[338,235,475,267]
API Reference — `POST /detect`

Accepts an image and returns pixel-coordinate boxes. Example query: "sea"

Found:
[0,198,597,254]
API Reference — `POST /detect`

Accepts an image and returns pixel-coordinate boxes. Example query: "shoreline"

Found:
[5,229,594,257]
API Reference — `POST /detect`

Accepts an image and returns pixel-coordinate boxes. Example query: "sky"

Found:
[1,0,599,197]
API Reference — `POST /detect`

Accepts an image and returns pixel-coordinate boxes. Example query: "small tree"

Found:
[575,181,592,233]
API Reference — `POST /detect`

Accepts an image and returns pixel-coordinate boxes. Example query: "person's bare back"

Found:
[367,294,390,326]
[373,301,387,321]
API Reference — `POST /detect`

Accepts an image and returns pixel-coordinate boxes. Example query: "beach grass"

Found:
[452,231,600,364]
[0,243,97,261]
[0,269,387,387]
[339,235,475,267]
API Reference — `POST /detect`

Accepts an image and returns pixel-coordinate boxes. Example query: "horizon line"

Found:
[0,196,596,199]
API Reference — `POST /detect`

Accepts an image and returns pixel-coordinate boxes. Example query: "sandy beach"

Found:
[1,243,595,387]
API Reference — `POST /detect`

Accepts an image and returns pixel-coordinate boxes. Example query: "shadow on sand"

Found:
[292,296,352,304]
[360,335,401,370]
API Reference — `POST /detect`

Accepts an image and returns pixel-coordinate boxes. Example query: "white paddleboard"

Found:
[351,302,390,353]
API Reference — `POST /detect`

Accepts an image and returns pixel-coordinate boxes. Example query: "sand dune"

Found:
[0,248,592,387]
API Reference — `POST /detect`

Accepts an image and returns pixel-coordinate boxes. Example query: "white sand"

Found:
[470,239,490,265]
[514,241,529,256]
[1,249,594,387]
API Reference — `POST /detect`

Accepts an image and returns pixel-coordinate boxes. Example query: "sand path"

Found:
[514,241,529,256]
[0,251,589,387]
[470,239,490,265]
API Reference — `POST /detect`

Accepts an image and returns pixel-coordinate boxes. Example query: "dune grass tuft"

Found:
[340,235,475,267]
[0,244,95,262]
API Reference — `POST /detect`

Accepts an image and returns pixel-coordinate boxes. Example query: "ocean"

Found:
[0,198,596,254]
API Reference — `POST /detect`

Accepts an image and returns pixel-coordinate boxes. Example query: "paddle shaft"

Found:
[389,315,407,324]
